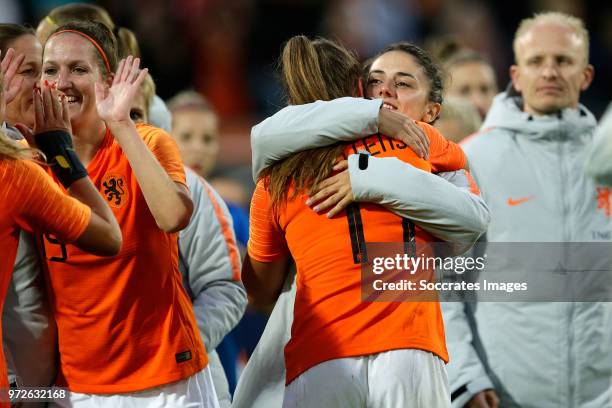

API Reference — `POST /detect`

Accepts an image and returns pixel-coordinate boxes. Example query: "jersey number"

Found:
[44,234,68,263]
[345,203,416,264]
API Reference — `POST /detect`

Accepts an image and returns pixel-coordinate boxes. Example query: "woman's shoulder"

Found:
[416,121,443,141]
[0,157,57,204]
[0,157,42,179]
[134,122,175,147]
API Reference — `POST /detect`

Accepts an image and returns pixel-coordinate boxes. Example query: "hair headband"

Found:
[49,29,111,74]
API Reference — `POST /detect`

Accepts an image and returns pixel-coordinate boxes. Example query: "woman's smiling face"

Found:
[42,32,108,128]
[366,50,434,122]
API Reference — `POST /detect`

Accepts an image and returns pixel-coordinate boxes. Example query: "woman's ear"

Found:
[422,102,441,124]
[356,77,364,97]
[106,73,114,87]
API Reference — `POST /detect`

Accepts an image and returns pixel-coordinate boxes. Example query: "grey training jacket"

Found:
[445,93,612,408]
[233,98,490,408]
[250,97,490,247]
[586,102,612,186]
[181,168,247,408]
[148,95,246,407]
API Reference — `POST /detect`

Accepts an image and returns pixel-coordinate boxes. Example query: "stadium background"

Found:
[2,0,610,192]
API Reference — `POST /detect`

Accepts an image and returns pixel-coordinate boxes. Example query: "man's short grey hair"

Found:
[513,11,590,62]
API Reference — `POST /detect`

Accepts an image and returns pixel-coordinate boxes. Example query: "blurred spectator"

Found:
[435,97,482,143]
[166,89,252,253]
[166,91,251,243]
[443,50,498,118]
[167,89,264,395]
[167,90,220,178]
[430,38,498,119]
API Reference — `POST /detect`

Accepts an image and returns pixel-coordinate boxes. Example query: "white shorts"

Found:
[283,349,450,408]
[49,366,220,408]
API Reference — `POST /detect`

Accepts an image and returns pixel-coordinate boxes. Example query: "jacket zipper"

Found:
[559,124,575,407]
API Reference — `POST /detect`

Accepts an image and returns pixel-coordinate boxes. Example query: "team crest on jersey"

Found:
[596,187,611,218]
[101,174,129,208]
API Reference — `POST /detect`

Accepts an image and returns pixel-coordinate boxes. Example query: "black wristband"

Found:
[34,130,88,188]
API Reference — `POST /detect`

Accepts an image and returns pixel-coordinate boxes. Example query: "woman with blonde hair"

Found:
[33,20,219,407]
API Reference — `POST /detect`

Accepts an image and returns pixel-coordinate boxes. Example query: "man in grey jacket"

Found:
[446,12,612,408]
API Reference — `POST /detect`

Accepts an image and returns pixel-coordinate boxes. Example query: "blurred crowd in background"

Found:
[3,0,611,197]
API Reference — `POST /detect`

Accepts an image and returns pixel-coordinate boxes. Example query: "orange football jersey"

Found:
[43,124,206,393]
[1,158,90,403]
[249,122,458,384]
